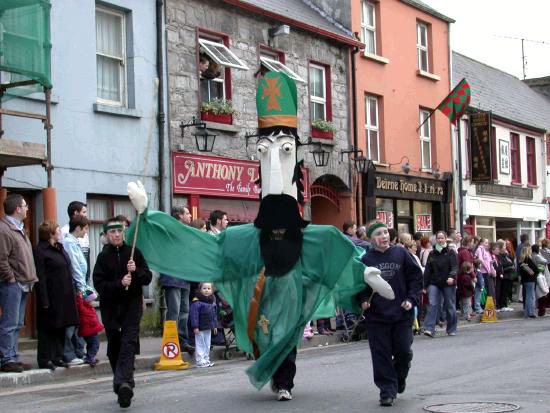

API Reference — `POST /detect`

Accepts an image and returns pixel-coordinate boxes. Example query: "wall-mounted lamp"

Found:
[268,24,290,38]
[340,146,373,173]
[311,142,330,167]
[180,117,217,152]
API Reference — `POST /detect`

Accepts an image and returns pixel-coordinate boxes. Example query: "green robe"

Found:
[127,209,367,389]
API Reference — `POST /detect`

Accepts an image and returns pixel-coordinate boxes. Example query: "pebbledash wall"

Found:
[165,0,356,227]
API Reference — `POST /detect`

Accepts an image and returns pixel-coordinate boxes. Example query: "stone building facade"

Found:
[165,0,362,227]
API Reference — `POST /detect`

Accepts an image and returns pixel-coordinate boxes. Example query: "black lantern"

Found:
[180,117,217,152]
[193,127,217,152]
[311,143,330,167]
[354,156,370,173]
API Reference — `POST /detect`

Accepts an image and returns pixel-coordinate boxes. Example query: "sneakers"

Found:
[207,362,215,367]
[117,383,133,408]
[53,359,69,368]
[379,397,394,406]
[68,358,84,366]
[277,389,292,401]
[84,358,98,367]
[1,362,23,373]
[423,330,433,338]
[196,363,208,368]
[447,332,457,336]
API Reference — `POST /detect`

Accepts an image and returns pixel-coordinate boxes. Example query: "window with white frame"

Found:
[96,7,127,106]
[310,64,326,121]
[419,109,431,169]
[365,94,379,162]
[199,38,249,71]
[361,1,376,54]
[416,22,428,72]
[259,54,305,83]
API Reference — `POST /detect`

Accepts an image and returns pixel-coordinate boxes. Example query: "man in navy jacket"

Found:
[357,221,422,407]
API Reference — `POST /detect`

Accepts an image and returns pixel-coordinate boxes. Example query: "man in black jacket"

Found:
[357,221,423,407]
[93,217,152,408]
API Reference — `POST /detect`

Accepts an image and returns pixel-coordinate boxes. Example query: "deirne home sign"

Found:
[374,172,446,202]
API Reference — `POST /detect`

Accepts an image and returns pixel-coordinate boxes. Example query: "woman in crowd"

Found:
[475,238,496,301]
[33,221,79,370]
[422,231,458,337]
[457,236,474,273]
[539,239,550,315]
[531,244,550,316]
[419,236,432,268]
[518,244,539,318]
[490,242,503,308]
[405,240,424,272]
[497,239,515,311]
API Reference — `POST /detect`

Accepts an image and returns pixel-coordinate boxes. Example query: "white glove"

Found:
[364,266,395,300]
[127,180,148,214]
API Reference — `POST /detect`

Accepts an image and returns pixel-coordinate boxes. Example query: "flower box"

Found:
[200,111,233,125]
[311,127,333,140]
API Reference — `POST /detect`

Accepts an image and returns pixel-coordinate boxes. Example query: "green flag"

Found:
[437,78,471,125]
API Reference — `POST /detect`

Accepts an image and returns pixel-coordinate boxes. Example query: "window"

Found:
[419,109,431,169]
[259,55,305,83]
[310,64,327,121]
[361,1,376,54]
[96,7,127,106]
[416,22,429,72]
[365,94,379,162]
[510,132,521,183]
[526,137,537,185]
[198,38,249,71]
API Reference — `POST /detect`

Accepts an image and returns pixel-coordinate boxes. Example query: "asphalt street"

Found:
[1,317,549,413]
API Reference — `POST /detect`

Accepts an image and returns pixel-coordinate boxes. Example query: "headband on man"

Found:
[103,222,124,232]
[367,223,388,238]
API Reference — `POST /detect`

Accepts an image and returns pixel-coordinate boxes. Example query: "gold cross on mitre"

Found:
[258,315,270,335]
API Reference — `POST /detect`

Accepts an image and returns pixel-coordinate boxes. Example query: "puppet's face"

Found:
[257,131,297,200]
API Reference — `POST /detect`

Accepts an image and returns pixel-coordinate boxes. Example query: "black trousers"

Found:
[37,327,65,367]
[366,320,413,399]
[105,325,140,393]
[272,347,297,391]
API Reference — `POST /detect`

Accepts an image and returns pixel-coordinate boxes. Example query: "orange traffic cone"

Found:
[481,296,498,323]
[154,320,190,370]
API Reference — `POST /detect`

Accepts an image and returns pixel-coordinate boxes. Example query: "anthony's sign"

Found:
[172,153,309,200]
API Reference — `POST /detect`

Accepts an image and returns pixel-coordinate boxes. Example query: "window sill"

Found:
[420,168,432,173]
[362,52,390,64]
[310,138,335,146]
[511,181,523,186]
[527,184,539,188]
[373,161,389,167]
[204,121,240,134]
[93,103,142,118]
[416,70,441,81]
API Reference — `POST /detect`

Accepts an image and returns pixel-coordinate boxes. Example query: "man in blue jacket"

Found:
[357,221,423,407]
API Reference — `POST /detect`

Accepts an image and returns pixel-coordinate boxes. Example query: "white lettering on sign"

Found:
[177,160,244,185]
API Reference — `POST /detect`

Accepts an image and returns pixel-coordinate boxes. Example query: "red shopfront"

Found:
[172,152,309,223]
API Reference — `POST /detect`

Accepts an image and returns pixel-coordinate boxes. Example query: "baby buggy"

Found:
[212,292,239,360]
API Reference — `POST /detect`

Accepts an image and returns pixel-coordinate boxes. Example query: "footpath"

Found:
[0,302,532,389]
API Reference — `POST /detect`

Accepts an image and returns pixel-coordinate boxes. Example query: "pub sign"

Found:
[470,111,493,182]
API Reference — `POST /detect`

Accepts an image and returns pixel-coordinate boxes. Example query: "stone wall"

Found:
[166,0,353,191]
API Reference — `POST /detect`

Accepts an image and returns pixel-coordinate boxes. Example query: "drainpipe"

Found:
[156,0,167,212]
[351,46,360,223]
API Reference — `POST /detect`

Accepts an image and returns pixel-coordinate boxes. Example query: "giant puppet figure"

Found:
[126,72,393,400]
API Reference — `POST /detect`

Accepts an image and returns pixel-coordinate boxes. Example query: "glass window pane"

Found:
[420,50,428,71]
[97,55,120,101]
[376,198,394,228]
[397,200,410,216]
[422,114,430,137]
[370,130,379,161]
[87,199,109,221]
[366,3,375,26]
[369,98,377,127]
[366,30,375,54]
[477,217,493,226]
[418,24,427,46]
[413,201,433,234]
[477,227,495,242]
[310,67,324,98]
[422,141,431,168]
[96,10,122,57]
[312,102,325,121]
[114,200,136,221]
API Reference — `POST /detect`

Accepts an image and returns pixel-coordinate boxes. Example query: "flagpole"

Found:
[456,120,464,235]
[416,78,467,132]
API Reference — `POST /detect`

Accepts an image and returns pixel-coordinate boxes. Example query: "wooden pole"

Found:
[126,213,141,291]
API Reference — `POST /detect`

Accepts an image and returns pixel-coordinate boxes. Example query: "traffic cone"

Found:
[481,296,498,323]
[154,320,190,370]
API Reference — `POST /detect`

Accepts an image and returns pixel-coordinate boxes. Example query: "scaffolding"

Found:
[0,0,52,186]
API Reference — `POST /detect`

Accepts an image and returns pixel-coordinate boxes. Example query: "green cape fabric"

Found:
[127,209,367,389]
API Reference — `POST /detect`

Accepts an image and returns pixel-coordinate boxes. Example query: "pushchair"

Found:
[338,307,368,342]
[213,292,238,360]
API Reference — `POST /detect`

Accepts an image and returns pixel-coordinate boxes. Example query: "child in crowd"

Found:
[457,262,476,321]
[79,287,104,366]
[472,259,485,314]
[190,282,218,367]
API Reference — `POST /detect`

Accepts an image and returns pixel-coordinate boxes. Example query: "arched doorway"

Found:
[310,174,352,228]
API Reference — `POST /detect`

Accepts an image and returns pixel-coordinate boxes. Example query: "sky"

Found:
[421,0,550,80]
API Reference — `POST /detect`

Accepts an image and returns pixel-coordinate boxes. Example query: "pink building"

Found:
[352,0,455,234]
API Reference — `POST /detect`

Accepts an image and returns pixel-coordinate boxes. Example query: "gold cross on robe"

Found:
[258,315,270,335]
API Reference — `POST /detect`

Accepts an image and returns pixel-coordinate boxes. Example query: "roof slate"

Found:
[453,52,550,132]
[399,0,455,23]
[229,0,354,40]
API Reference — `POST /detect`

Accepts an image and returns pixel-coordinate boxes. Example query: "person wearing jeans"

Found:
[423,231,458,337]
[0,193,38,373]
[518,245,539,318]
